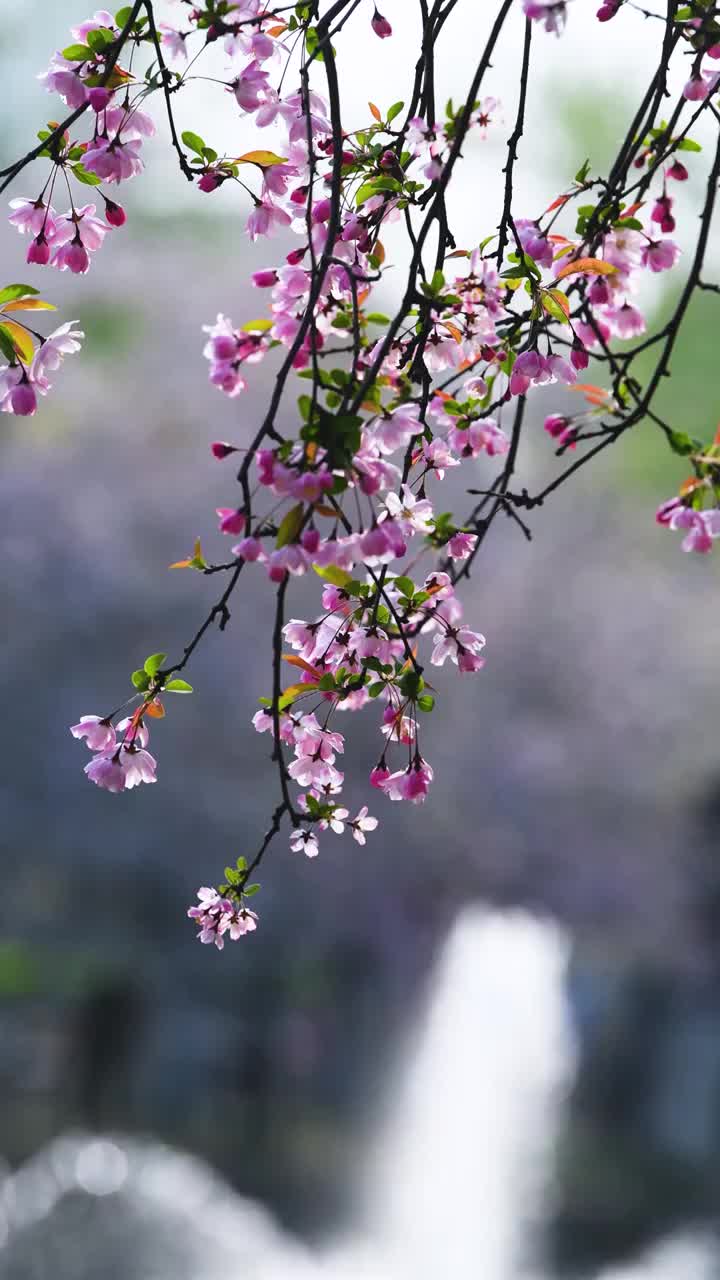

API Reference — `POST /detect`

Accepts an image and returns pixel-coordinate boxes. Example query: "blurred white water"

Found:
[0,911,714,1279]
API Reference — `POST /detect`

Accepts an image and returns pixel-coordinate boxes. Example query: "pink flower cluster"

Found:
[71,714,157,792]
[188,888,258,950]
[656,497,720,554]
[0,320,83,417]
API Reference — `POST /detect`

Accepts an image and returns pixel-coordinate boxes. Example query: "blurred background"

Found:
[2,1,720,1275]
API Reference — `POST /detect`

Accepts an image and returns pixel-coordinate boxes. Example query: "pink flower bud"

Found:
[198,172,221,192]
[301,528,320,554]
[104,199,127,227]
[286,247,306,266]
[88,86,112,112]
[211,441,238,460]
[10,382,37,416]
[683,76,708,101]
[311,198,332,224]
[27,234,50,265]
[370,765,390,789]
[217,508,246,535]
[371,8,392,37]
[252,269,279,287]
[571,344,589,371]
[64,241,90,274]
[667,160,688,181]
[234,536,262,561]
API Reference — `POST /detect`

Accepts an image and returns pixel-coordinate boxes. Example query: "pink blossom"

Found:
[247,200,292,240]
[159,22,188,62]
[431,625,486,668]
[523,0,567,33]
[382,759,434,803]
[8,197,58,240]
[350,806,378,845]
[39,58,90,109]
[448,531,477,560]
[640,239,680,273]
[384,486,434,535]
[83,136,144,183]
[52,239,90,275]
[84,754,126,793]
[290,828,320,857]
[71,715,116,751]
[515,218,554,269]
[606,302,646,339]
[31,322,84,380]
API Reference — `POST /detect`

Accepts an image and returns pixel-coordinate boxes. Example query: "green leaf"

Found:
[72,163,103,186]
[244,883,261,897]
[144,652,166,676]
[115,5,134,24]
[574,157,591,184]
[366,312,390,324]
[86,27,114,51]
[667,429,698,456]
[224,867,241,885]
[0,284,40,306]
[394,575,414,597]
[0,328,17,362]
[311,563,351,592]
[276,502,305,548]
[676,137,702,153]
[181,130,206,156]
[316,673,336,691]
[165,678,194,693]
[236,855,248,871]
[131,669,151,691]
[62,43,93,61]
[417,694,435,713]
[387,100,405,123]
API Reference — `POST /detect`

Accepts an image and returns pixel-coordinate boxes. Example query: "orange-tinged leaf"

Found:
[361,400,378,412]
[548,233,571,244]
[555,256,618,281]
[145,698,165,719]
[358,286,370,306]
[283,654,321,677]
[267,23,287,35]
[369,101,381,122]
[570,382,612,408]
[278,682,313,711]
[233,149,287,169]
[680,476,702,497]
[545,193,569,213]
[372,240,385,265]
[443,321,463,344]
[314,503,337,517]
[0,297,56,313]
[169,558,192,569]
[624,200,644,218]
[0,320,34,363]
[446,248,471,258]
